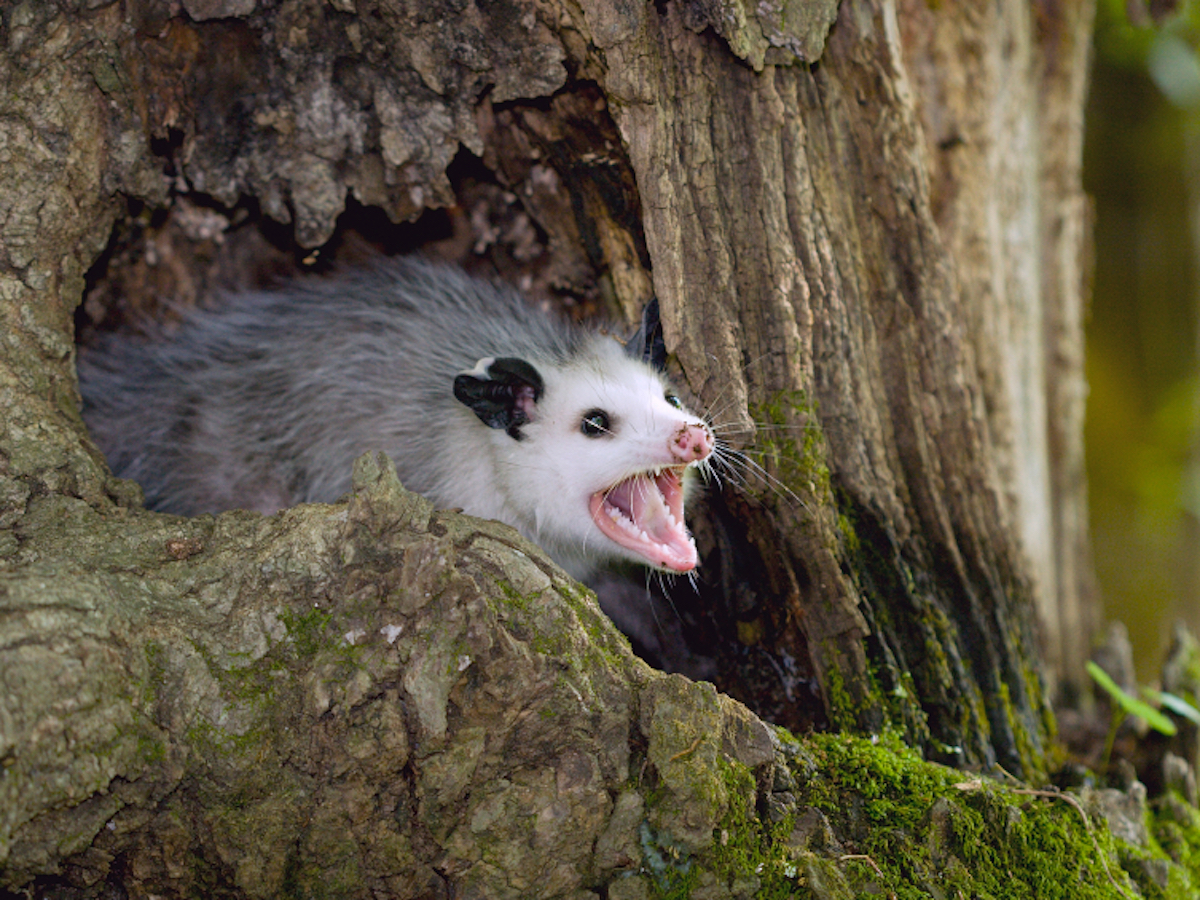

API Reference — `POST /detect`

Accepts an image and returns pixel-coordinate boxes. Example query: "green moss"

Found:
[184,718,265,760]
[835,512,859,556]
[799,732,1138,898]
[643,757,798,900]
[1029,661,1060,747]
[747,389,831,503]
[707,758,798,898]
[863,654,931,747]
[821,652,857,732]
[179,605,357,763]
[801,733,944,830]
[996,679,1048,785]
[494,578,535,612]
[1151,794,1200,867]
[834,486,1049,770]
[490,574,635,701]
[279,606,335,658]
[827,494,929,740]
[1134,793,1200,897]
[557,581,633,657]
[633,727,1200,899]
[641,820,699,898]
[279,847,365,900]
[663,728,1175,897]
[136,731,167,764]
[188,639,281,712]
[142,640,167,707]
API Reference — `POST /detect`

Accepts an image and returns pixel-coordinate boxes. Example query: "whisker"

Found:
[655,570,686,620]
[643,567,669,637]
[698,457,723,491]
[705,440,814,515]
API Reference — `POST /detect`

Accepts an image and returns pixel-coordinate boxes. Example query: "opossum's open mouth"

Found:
[589,466,698,572]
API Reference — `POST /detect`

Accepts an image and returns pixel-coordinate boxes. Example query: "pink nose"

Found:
[670,422,714,462]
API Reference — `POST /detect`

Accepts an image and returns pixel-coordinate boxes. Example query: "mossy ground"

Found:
[640,729,1200,899]
[800,732,1118,899]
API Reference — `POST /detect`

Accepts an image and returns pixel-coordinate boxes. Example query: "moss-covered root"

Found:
[617,723,1200,899]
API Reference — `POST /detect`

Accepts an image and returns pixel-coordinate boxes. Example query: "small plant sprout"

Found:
[1086,660,1177,774]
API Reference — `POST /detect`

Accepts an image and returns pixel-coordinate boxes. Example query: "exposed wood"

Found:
[898,0,1100,700]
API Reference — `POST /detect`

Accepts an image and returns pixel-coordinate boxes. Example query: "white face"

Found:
[498,346,714,574]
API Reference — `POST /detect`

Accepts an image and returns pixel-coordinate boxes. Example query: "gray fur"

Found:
[78,258,714,580]
[79,259,586,516]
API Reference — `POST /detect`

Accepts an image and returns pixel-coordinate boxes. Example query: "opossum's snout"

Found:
[588,422,714,572]
[669,421,714,463]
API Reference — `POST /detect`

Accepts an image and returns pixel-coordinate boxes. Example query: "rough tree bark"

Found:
[0,0,1099,896]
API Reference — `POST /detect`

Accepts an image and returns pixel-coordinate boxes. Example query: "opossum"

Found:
[77,258,714,580]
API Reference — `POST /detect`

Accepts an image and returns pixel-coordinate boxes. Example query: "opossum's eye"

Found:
[664,392,682,410]
[581,409,611,437]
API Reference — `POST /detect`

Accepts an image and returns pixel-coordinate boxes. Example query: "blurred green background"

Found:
[1086,0,1200,681]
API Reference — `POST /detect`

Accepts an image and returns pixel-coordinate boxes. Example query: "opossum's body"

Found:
[78,259,713,579]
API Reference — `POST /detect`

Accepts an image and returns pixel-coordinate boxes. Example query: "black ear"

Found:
[454,356,544,440]
[624,296,667,371]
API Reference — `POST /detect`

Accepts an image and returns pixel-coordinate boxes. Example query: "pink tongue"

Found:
[589,471,698,572]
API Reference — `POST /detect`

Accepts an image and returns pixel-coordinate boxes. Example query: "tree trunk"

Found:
[0,0,1097,895]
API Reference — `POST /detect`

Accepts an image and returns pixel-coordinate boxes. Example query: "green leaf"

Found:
[1087,660,1129,700]
[1087,661,1178,735]
[1143,687,1200,726]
